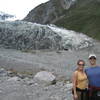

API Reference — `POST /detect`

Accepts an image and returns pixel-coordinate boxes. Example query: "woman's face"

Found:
[78,61,85,71]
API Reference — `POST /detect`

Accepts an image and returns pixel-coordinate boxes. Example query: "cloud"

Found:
[0,0,49,19]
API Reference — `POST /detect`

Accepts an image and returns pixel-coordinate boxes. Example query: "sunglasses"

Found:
[78,64,85,66]
[89,57,96,60]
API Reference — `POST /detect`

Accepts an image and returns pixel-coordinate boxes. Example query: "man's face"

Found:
[89,57,96,66]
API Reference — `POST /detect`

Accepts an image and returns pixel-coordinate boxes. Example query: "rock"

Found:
[34,71,56,85]
[7,76,20,81]
[0,67,73,100]
[0,68,7,76]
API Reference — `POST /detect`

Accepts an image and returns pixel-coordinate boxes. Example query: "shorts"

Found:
[72,87,89,100]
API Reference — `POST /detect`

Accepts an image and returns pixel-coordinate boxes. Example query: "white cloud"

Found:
[0,0,49,19]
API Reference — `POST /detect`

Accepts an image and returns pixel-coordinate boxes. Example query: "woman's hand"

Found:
[74,93,78,100]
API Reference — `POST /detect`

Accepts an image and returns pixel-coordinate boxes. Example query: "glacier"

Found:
[0,11,15,21]
[0,20,93,51]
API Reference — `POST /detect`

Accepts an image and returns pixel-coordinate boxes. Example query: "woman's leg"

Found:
[76,91,81,100]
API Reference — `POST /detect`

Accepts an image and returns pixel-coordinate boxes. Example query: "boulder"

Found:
[34,71,56,85]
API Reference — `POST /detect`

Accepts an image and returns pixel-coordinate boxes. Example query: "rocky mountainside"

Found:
[23,0,100,40]
[23,0,75,24]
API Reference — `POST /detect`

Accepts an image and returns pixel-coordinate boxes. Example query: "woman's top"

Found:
[76,70,88,89]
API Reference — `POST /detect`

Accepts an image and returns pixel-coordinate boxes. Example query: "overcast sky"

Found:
[0,0,49,19]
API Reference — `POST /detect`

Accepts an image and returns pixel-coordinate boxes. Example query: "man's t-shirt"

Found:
[85,66,100,87]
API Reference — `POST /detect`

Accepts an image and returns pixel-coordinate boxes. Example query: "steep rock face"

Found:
[23,0,75,24]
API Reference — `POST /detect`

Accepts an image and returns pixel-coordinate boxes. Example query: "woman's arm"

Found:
[72,71,78,100]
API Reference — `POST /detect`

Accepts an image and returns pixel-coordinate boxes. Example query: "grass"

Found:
[54,0,100,40]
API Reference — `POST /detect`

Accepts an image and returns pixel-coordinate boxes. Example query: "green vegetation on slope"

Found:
[55,0,100,40]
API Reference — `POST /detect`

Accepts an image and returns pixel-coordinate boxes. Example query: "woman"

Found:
[72,60,88,100]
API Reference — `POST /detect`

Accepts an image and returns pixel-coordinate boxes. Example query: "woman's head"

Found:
[77,60,85,71]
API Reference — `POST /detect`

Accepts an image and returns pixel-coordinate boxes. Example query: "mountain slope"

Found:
[23,0,75,24]
[24,0,100,40]
[55,0,100,40]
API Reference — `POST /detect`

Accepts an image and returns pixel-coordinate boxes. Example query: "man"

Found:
[85,54,100,100]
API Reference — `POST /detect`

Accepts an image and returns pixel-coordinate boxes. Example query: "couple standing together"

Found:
[72,54,100,100]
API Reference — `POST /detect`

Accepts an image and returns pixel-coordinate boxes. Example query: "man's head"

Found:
[88,54,96,66]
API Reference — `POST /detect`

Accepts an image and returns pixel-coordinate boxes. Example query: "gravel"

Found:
[0,40,100,100]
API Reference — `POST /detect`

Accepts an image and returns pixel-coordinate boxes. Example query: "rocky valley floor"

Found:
[0,41,100,100]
